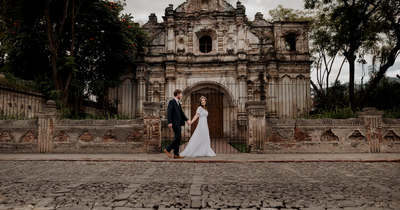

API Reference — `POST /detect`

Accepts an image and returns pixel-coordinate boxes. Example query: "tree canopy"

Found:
[305,0,400,110]
[0,0,147,115]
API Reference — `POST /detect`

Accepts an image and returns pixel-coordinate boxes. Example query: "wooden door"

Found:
[190,91,223,139]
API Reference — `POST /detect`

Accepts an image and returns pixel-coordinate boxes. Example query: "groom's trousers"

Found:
[166,125,181,155]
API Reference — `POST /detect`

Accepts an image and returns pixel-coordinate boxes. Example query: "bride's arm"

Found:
[190,113,200,124]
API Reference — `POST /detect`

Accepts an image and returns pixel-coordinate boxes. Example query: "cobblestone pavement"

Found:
[0,161,399,210]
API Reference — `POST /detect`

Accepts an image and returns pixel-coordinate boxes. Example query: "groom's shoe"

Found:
[164,149,172,158]
[173,155,185,159]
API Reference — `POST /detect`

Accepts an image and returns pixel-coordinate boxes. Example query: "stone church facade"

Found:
[109,0,311,139]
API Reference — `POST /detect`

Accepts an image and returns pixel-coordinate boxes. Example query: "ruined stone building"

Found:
[109,0,312,139]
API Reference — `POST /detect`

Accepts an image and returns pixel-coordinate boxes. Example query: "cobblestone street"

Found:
[0,161,399,210]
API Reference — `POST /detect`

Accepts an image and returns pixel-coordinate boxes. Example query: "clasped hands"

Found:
[167,120,192,128]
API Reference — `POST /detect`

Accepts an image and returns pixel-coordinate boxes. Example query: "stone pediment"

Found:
[175,0,235,13]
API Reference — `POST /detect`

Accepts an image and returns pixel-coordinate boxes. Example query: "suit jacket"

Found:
[167,99,189,127]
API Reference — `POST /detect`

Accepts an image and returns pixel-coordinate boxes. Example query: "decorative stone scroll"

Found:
[143,102,161,153]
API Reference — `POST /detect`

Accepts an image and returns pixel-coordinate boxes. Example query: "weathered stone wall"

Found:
[1,102,398,154]
[246,108,400,154]
[382,118,400,152]
[0,101,162,154]
[0,119,39,153]
[52,119,145,153]
[261,118,369,153]
[0,86,45,119]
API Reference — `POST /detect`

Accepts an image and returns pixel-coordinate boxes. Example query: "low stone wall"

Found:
[262,118,370,153]
[0,120,39,153]
[1,101,399,154]
[381,118,400,152]
[52,119,144,153]
[247,103,400,154]
[0,101,161,154]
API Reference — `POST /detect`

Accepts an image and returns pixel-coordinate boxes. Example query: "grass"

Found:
[0,75,41,93]
[0,111,34,120]
[62,113,134,120]
[229,142,248,153]
[310,106,357,119]
[383,107,400,119]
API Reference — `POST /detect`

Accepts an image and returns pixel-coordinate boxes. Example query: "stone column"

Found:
[267,62,278,118]
[165,61,176,107]
[37,100,61,153]
[236,1,246,52]
[143,102,161,154]
[246,101,266,153]
[136,65,147,118]
[165,4,175,53]
[237,60,248,140]
[357,107,384,153]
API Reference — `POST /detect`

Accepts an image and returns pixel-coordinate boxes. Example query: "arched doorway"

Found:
[180,82,245,154]
[190,87,223,139]
[160,81,247,154]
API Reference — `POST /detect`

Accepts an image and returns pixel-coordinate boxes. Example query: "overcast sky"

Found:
[123,0,400,84]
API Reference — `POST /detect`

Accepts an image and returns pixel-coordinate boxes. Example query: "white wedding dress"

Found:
[180,106,216,157]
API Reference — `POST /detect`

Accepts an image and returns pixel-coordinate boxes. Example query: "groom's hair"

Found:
[173,89,183,96]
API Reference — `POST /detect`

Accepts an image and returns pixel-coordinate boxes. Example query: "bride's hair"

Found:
[198,96,207,107]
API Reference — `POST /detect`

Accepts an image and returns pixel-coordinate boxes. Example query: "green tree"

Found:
[268,5,346,109]
[305,0,400,110]
[0,0,147,114]
[268,5,313,21]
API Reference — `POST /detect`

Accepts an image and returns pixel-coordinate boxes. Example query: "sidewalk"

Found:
[0,153,399,162]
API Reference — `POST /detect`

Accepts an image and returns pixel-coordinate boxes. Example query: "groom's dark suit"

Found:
[166,98,189,155]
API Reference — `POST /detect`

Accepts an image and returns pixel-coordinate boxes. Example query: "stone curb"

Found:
[0,159,399,163]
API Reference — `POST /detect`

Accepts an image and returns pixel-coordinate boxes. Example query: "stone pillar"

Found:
[246,101,266,153]
[237,61,248,140]
[165,61,176,104]
[267,62,278,118]
[236,1,246,52]
[37,100,61,153]
[143,102,161,154]
[357,107,384,153]
[136,65,147,118]
[165,4,175,53]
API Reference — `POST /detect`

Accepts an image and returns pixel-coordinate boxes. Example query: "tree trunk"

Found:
[360,38,400,106]
[61,0,76,106]
[347,54,356,110]
[44,1,62,91]
[311,80,326,107]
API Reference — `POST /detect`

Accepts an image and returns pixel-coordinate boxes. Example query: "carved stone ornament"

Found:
[143,102,160,117]
[246,101,266,118]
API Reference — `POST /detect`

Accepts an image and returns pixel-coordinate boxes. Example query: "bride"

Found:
[180,96,216,157]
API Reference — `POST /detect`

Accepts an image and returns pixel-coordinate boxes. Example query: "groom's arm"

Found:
[167,100,173,124]
[183,112,189,122]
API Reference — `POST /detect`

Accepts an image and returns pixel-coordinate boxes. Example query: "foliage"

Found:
[0,73,41,93]
[312,80,349,110]
[0,110,34,120]
[61,110,134,120]
[0,0,147,117]
[383,107,400,119]
[229,142,248,153]
[311,78,400,119]
[359,78,400,111]
[311,106,357,119]
[267,5,347,110]
[268,5,314,22]
[305,0,400,110]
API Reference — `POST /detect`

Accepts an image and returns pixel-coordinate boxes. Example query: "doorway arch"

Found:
[181,81,236,139]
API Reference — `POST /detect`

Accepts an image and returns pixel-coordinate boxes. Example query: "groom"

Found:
[164,89,191,158]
